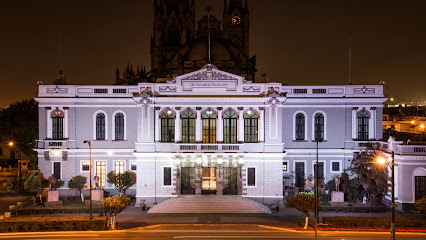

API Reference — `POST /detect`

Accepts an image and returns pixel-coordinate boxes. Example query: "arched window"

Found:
[202,111,216,143]
[96,113,106,140]
[181,110,195,143]
[295,113,305,140]
[223,110,238,143]
[161,110,175,142]
[244,110,259,143]
[51,109,64,140]
[357,111,369,140]
[115,113,125,140]
[314,113,324,141]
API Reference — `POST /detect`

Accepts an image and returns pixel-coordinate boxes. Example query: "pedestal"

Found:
[47,190,59,202]
[331,191,346,207]
[91,190,104,201]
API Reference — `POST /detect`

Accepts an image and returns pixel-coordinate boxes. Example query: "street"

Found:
[1,224,425,240]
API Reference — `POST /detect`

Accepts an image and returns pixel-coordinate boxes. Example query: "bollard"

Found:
[4,212,11,218]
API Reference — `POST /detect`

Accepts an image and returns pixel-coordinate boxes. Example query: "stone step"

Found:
[148,195,271,214]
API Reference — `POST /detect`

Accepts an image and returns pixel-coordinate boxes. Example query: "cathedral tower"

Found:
[151,0,196,79]
[222,0,249,57]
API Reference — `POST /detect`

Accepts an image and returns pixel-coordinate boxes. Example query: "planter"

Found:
[141,206,146,211]
[275,206,279,211]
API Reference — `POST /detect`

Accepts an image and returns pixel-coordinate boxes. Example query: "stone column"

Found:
[237,166,243,195]
[46,107,52,139]
[217,107,223,143]
[370,107,376,140]
[175,163,181,195]
[195,166,202,195]
[352,107,358,139]
[259,107,264,142]
[216,166,223,195]
[237,107,244,143]
[155,107,160,142]
[63,107,69,139]
[195,107,202,143]
[175,107,181,142]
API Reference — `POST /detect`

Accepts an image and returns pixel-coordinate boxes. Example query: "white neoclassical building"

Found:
[34,64,426,207]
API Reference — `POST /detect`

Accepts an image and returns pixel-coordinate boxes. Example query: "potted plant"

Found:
[274,199,282,211]
[141,199,146,211]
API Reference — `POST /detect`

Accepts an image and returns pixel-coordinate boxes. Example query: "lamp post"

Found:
[421,124,425,143]
[410,120,415,135]
[377,151,396,240]
[83,140,93,219]
[8,141,22,187]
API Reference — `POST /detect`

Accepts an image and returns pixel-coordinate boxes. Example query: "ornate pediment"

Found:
[179,64,240,81]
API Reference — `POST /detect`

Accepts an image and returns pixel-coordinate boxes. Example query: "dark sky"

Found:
[1,0,425,107]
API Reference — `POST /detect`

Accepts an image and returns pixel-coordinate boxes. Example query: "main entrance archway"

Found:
[202,167,216,194]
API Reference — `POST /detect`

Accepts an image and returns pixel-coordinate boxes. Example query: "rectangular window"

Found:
[293,89,307,94]
[94,88,108,93]
[332,162,340,172]
[113,89,127,94]
[115,161,125,174]
[295,162,305,189]
[247,167,256,186]
[163,167,172,186]
[53,162,61,179]
[96,161,106,188]
[312,89,327,94]
[81,161,90,171]
[282,162,288,171]
[131,161,137,171]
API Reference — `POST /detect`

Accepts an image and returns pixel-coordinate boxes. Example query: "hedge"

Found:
[321,206,388,213]
[12,207,104,215]
[322,217,425,230]
[0,216,108,233]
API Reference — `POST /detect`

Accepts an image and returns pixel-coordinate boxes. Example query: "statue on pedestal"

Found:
[334,175,340,192]
[94,175,99,189]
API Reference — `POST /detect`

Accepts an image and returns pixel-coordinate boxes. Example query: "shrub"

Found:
[106,171,136,195]
[285,192,319,229]
[68,176,87,201]
[101,195,131,229]
[0,217,107,233]
[322,217,425,230]
[414,196,426,214]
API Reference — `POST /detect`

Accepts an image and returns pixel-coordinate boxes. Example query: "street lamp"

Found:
[83,140,93,219]
[410,120,415,135]
[377,152,396,240]
[8,141,22,187]
[421,124,425,143]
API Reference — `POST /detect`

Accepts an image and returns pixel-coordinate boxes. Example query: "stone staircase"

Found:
[147,195,272,214]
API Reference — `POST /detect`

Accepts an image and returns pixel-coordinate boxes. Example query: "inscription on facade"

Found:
[182,81,237,90]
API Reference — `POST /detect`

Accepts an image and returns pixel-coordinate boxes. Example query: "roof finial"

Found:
[206,5,213,64]
[348,33,352,85]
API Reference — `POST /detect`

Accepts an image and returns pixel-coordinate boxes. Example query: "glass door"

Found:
[202,167,216,194]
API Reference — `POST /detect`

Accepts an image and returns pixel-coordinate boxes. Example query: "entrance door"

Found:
[295,162,305,190]
[415,176,426,200]
[223,167,237,195]
[202,167,216,194]
[181,167,195,195]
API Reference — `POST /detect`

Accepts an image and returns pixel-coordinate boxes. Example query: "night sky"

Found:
[1,0,425,107]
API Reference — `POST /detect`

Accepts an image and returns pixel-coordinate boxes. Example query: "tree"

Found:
[347,151,387,203]
[68,176,87,202]
[101,195,131,229]
[106,171,136,195]
[414,196,426,214]
[0,99,38,165]
[285,192,318,229]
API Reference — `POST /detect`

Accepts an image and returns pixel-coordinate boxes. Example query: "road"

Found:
[1,224,425,240]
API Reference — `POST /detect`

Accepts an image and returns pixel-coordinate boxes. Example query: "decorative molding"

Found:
[354,86,375,94]
[243,86,261,92]
[217,107,223,111]
[45,107,52,110]
[259,107,264,110]
[46,86,68,94]
[159,86,177,92]
[370,107,377,110]
[155,107,161,111]
[196,107,202,111]
[237,107,244,111]
[63,107,69,110]
[352,107,359,110]
[175,107,181,110]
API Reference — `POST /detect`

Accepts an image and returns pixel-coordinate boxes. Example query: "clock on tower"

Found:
[231,16,241,25]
